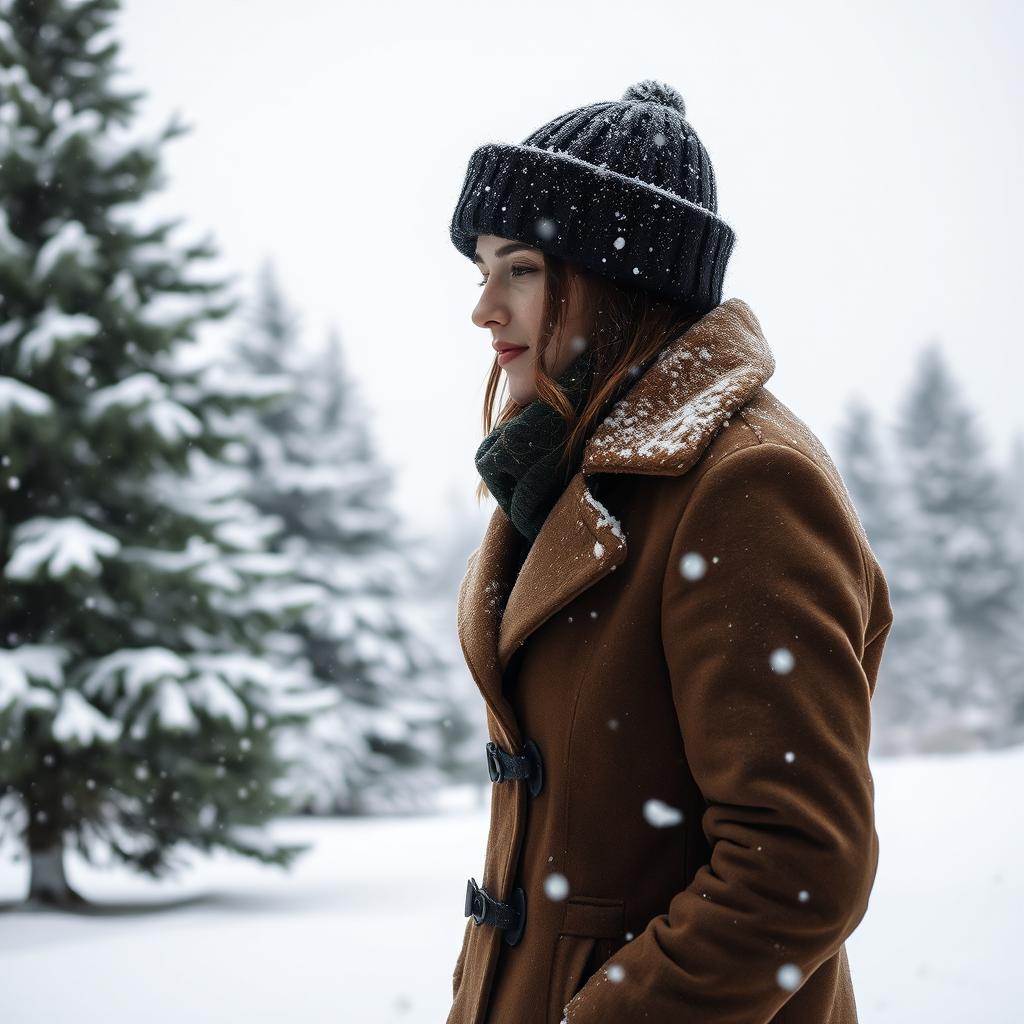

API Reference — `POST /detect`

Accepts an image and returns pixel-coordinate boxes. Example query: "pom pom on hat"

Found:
[621,79,686,117]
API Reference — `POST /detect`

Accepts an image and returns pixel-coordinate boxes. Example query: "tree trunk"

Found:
[26,823,86,909]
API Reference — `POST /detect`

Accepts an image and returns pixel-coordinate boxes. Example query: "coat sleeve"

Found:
[563,441,880,1024]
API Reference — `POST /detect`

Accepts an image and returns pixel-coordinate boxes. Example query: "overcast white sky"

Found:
[117,0,1023,538]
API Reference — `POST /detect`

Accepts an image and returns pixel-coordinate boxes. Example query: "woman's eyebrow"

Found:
[472,242,539,265]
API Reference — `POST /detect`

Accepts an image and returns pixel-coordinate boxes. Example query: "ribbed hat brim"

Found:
[450,142,735,311]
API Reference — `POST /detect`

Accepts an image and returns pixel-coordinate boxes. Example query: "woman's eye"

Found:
[476,265,537,287]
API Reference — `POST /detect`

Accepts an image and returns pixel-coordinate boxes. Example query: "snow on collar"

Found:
[581,297,775,476]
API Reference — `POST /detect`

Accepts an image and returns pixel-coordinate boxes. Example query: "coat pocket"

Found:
[546,895,625,1023]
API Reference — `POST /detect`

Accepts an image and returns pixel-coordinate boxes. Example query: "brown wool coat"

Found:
[447,298,894,1024]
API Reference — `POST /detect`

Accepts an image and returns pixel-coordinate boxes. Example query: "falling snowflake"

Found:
[777,963,803,991]
[545,872,570,900]
[770,647,795,674]
[535,217,557,241]
[643,798,684,828]
[679,552,706,580]
[606,963,626,983]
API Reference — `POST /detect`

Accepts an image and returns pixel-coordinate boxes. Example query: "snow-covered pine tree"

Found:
[892,343,1023,749]
[226,262,474,815]
[837,397,969,754]
[835,398,902,557]
[0,0,324,907]
[995,434,1024,745]
[1009,434,1024,526]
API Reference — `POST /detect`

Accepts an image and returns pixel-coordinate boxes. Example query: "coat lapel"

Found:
[498,472,628,673]
[457,297,775,744]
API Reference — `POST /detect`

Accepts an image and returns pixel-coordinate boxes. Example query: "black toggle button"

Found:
[484,737,544,797]
[464,876,526,946]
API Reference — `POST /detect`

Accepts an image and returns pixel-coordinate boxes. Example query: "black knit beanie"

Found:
[450,79,735,312]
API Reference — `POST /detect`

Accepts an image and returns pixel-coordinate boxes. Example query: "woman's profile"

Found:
[446,79,894,1024]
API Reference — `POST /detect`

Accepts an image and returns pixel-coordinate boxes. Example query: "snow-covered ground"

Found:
[1,746,1020,1023]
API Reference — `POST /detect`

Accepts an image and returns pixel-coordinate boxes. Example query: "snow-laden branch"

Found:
[5,516,120,579]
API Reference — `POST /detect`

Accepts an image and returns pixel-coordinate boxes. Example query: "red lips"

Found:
[496,347,528,365]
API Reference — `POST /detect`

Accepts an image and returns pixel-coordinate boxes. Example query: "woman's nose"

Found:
[472,290,507,330]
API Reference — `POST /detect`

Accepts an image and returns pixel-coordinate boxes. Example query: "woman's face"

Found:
[471,233,589,405]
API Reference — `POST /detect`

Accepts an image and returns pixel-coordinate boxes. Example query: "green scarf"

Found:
[475,344,597,544]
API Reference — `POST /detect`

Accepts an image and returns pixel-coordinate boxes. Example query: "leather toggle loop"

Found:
[484,737,544,797]
[464,876,527,946]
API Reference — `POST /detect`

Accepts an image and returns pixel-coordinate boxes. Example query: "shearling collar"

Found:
[582,297,775,476]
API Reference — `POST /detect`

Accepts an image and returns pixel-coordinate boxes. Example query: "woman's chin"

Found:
[507,381,537,406]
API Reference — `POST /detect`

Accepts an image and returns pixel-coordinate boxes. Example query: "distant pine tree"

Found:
[1008,435,1024,561]
[227,262,474,814]
[893,343,1022,748]
[0,0,320,907]
[995,434,1024,744]
[837,397,969,754]
[835,399,903,554]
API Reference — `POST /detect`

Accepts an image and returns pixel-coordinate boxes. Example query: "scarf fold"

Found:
[475,344,597,544]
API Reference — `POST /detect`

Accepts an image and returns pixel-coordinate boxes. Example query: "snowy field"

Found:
[1,746,1021,1023]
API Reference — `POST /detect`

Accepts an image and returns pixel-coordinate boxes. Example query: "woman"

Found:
[446,80,893,1024]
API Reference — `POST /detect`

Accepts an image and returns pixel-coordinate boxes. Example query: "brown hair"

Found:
[474,251,705,504]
